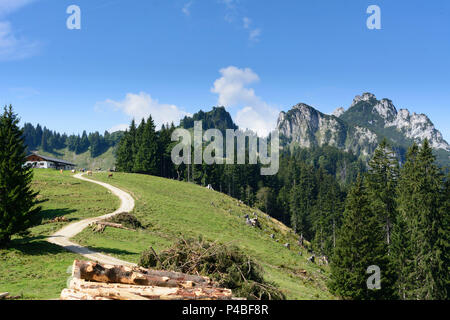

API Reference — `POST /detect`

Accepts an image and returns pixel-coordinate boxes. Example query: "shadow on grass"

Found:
[4,236,69,256]
[39,208,77,222]
[86,246,137,257]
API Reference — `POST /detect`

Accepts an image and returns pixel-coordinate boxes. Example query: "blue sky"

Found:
[0,0,449,139]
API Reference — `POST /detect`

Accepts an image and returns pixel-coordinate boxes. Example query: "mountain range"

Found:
[277,92,450,167]
[25,93,450,169]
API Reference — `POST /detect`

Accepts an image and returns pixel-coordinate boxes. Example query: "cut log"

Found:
[60,289,111,300]
[0,292,9,299]
[72,260,214,288]
[91,221,133,231]
[70,278,232,300]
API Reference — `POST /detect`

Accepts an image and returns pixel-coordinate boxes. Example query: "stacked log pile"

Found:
[60,260,235,300]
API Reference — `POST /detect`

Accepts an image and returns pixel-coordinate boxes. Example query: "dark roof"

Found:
[27,153,76,166]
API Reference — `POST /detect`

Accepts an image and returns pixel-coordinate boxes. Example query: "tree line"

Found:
[115,116,365,259]
[329,139,449,300]
[116,115,449,300]
[22,123,123,157]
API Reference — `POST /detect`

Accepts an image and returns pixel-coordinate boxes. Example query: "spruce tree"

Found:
[312,168,342,257]
[393,140,448,299]
[133,116,159,175]
[329,174,395,299]
[115,120,136,172]
[0,105,41,246]
[365,139,399,247]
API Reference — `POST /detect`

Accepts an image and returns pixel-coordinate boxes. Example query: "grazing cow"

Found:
[245,215,260,228]
[108,173,113,179]
[87,170,93,176]
[284,243,290,250]
[319,256,329,266]
[298,234,304,247]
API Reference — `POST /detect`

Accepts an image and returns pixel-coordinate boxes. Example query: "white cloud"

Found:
[108,123,129,133]
[182,1,192,16]
[243,17,251,29]
[242,16,261,42]
[212,66,260,106]
[0,0,39,61]
[99,92,190,130]
[211,66,279,136]
[0,0,35,17]
[0,21,40,61]
[249,28,261,42]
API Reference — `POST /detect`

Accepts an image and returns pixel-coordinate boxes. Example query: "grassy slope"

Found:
[36,147,116,170]
[72,173,334,300]
[0,170,118,299]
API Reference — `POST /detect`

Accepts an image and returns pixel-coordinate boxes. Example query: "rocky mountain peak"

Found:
[277,93,450,165]
[351,92,377,107]
[332,107,345,117]
[373,98,397,121]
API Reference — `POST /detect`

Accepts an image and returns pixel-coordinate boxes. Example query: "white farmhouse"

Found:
[25,153,76,171]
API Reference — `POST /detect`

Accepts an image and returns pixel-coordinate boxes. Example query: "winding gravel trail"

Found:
[46,173,136,267]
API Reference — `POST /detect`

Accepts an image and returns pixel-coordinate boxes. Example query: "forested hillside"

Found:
[21,123,124,169]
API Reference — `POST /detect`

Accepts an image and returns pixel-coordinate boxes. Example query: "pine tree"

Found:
[441,173,450,297]
[41,128,49,152]
[115,120,136,172]
[290,163,316,239]
[393,140,448,299]
[0,106,41,246]
[312,168,343,257]
[133,116,159,175]
[365,139,399,247]
[329,174,395,299]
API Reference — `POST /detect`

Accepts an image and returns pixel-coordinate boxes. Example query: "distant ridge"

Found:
[277,93,450,166]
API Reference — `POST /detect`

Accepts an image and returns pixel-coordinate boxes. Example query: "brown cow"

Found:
[108,173,113,179]
[87,171,93,176]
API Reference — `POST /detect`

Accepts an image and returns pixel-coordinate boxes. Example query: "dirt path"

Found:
[46,173,136,267]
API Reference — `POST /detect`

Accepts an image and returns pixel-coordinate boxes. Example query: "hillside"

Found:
[35,146,117,170]
[72,172,334,299]
[0,170,119,299]
[180,106,238,133]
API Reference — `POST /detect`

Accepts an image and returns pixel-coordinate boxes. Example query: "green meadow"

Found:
[0,169,333,299]
[73,172,333,300]
[0,170,118,299]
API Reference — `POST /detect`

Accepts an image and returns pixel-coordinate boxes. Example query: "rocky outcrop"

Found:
[277,103,378,159]
[385,109,449,151]
[339,93,450,152]
[277,93,450,164]
[332,107,345,118]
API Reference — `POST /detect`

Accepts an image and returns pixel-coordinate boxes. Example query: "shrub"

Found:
[138,237,285,300]
[107,212,144,229]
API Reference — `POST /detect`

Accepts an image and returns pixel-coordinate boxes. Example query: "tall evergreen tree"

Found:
[290,163,316,239]
[115,120,136,172]
[0,106,41,246]
[329,174,395,299]
[133,116,159,175]
[311,168,343,257]
[365,139,399,247]
[392,140,448,299]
